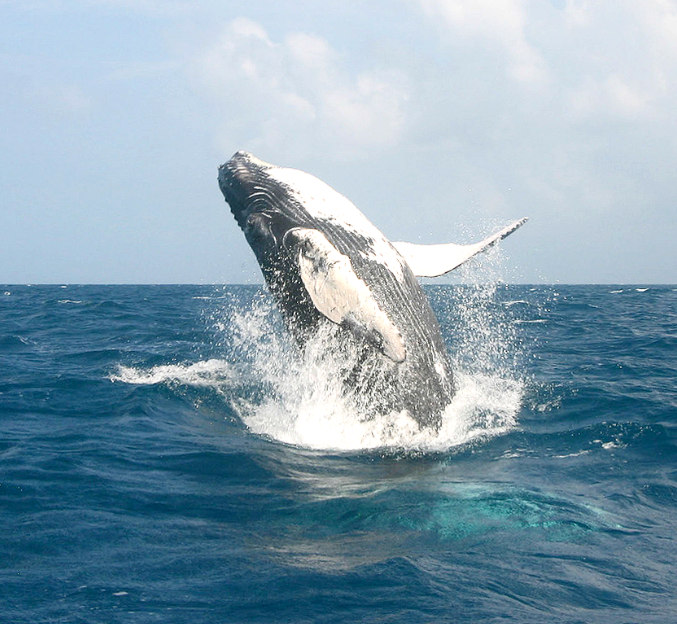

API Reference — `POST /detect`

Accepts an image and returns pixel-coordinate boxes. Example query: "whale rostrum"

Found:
[218,151,527,430]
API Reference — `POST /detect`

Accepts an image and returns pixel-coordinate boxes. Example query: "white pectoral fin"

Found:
[392,217,528,278]
[293,228,406,362]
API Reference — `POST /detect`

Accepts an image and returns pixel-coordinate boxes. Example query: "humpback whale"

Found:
[218,151,527,430]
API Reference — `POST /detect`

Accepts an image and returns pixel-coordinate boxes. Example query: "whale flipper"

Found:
[393,217,528,278]
[289,228,407,363]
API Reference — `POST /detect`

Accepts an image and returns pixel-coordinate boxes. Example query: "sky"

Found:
[1,0,676,284]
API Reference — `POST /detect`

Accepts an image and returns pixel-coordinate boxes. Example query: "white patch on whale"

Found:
[393,218,528,278]
[290,227,406,362]
[268,166,407,281]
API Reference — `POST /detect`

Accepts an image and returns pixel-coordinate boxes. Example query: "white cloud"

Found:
[188,18,408,158]
[557,1,677,122]
[563,0,590,27]
[415,0,677,125]
[417,0,548,84]
[569,74,654,121]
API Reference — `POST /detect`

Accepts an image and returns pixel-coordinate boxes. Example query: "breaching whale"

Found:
[218,151,527,430]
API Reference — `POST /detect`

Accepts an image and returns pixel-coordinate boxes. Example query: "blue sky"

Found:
[1,0,676,284]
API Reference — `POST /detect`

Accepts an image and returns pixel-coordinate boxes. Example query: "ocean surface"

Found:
[1,282,676,623]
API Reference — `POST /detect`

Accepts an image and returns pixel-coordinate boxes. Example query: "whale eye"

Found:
[245,212,272,240]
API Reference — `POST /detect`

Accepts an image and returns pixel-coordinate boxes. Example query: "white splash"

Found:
[239,368,521,452]
[111,359,233,387]
[222,272,525,452]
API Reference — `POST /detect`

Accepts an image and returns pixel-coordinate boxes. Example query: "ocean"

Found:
[1,282,676,623]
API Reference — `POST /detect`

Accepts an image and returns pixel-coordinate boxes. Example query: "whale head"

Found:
[218,151,300,266]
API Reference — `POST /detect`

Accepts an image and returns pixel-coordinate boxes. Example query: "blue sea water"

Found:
[1,283,676,623]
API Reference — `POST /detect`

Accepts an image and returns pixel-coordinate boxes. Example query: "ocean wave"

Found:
[111,359,233,387]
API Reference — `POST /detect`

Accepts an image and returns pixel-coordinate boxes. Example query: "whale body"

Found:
[218,151,527,430]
